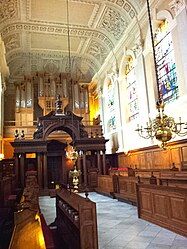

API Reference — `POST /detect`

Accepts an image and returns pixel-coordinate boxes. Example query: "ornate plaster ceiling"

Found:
[0,0,145,84]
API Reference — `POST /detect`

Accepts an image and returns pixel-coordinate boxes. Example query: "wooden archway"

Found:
[33,110,88,141]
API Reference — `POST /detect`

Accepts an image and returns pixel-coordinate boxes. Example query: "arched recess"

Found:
[119,49,136,122]
[144,9,173,51]
[119,49,136,79]
[43,124,79,141]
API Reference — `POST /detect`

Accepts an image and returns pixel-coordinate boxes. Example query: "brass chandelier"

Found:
[136,98,187,149]
[65,0,77,163]
[136,0,187,149]
[65,0,81,192]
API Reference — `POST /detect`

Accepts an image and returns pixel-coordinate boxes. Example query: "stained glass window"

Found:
[125,56,139,121]
[107,78,116,130]
[155,21,178,103]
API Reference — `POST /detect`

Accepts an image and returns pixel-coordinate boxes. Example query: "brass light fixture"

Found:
[65,0,81,191]
[66,144,81,192]
[136,0,187,149]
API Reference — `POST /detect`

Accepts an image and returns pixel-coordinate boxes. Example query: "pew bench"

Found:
[56,188,98,249]
[137,183,187,237]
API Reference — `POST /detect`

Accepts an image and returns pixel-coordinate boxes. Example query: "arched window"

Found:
[125,56,139,121]
[154,20,178,103]
[106,77,116,131]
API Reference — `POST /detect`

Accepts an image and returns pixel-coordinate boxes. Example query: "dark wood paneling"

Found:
[115,139,187,171]
[114,176,137,204]
[137,184,187,237]
[96,175,114,196]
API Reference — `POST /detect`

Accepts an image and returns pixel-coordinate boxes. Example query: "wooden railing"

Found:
[4,121,103,139]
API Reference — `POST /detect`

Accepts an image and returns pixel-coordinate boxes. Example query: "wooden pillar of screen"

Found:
[43,153,48,189]
[37,153,43,188]
[20,153,25,187]
[102,151,106,175]
[77,153,82,185]
[97,151,102,174]
[82,153,87,187]
[14,154,20,187]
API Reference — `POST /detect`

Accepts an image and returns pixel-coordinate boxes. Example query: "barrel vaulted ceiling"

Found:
[0,0,145,84]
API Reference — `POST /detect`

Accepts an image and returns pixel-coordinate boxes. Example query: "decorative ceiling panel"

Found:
[98,6,127,40]
[0,0,19,24]
[31,33,81,52]
[31,0,95,26]
[0,0,145,84]
[3,33,21,53]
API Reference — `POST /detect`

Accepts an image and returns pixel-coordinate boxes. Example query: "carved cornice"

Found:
[1,22,114,49]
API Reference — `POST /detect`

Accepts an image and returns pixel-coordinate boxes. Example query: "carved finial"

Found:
[14,130,19,139]
[85,186,89,200]
[21,130,25,139]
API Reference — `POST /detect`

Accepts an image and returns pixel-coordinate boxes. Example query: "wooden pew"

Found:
[96,175,114,197]
[9,170,55,249]
[9,210,46,249]
[114,176,137,205]
[56,188,98,249]
[40,214,55,249]
[159,171,187,188]
[136,184,187,237]
[96,169,187,206]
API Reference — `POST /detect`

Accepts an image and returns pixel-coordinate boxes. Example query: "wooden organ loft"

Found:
[9,73,107,191]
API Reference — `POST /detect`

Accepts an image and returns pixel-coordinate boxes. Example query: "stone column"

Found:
[115,78,124,151]
[43,153,48,189]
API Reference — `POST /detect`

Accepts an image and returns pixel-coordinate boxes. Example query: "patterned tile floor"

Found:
[39,192,187,249]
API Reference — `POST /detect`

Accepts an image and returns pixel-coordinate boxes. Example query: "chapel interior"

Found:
[0,0,187,249]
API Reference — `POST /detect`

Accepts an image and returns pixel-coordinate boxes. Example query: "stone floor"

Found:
[39,192,187,249]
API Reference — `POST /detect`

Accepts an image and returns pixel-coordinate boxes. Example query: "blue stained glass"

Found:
[155,24,179,103]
